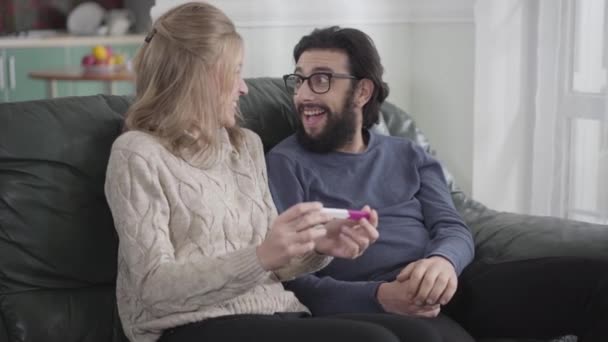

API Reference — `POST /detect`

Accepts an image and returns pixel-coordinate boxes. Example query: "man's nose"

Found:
[295,80,315,101]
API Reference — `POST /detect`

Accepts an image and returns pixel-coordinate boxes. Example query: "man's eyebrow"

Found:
[293,66,336,74]
[313,66,334,73]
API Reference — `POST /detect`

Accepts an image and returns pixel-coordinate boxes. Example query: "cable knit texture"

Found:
[104,128,331,342]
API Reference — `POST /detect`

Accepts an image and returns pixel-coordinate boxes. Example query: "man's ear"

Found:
[355,79,374,108]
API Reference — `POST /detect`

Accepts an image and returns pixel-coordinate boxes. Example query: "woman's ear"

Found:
[355,79,374,108]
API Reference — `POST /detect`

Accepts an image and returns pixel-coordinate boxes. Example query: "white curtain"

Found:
[473,0,608,223]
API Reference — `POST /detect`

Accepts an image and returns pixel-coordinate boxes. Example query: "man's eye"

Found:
[314,76,329,84]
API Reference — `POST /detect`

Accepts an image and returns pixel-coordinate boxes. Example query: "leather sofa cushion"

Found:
[1,287,123,342]
[0,95,131,342]
[0,95,128,292]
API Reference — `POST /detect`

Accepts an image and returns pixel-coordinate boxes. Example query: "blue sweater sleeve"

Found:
[266,151,386,315]
[415,146,475,274]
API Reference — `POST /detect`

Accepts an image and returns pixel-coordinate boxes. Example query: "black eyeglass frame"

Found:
[282,72,361,94]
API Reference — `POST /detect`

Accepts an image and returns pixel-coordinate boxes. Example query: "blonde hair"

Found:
[125,2,244,165]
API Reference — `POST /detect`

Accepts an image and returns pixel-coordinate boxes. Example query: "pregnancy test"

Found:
[321,208,370,220]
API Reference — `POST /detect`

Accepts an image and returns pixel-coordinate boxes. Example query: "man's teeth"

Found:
[303,109,325,116]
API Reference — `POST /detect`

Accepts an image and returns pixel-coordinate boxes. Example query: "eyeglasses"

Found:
[282,72,360,95]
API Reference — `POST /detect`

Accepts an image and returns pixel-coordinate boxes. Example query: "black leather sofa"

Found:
[1,78,607,342]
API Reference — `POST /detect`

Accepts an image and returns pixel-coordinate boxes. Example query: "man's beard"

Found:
[296,90,358,154]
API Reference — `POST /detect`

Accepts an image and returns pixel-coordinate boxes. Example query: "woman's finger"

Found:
[277,202,323,226]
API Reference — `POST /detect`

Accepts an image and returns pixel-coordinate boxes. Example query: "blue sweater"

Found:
[266,131,474,315]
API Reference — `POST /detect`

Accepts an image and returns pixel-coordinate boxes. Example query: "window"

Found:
[564,0,608,224]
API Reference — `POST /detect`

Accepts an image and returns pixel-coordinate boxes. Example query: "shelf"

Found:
[0,34,146,48]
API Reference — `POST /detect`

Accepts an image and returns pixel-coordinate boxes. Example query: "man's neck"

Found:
[335,130,368,154]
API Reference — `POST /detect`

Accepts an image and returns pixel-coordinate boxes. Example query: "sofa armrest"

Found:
[468,210,608,263]
[449,189,608,263]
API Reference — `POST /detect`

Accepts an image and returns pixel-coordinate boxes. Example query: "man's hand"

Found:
[314,206,379,259]
[396,256,458,306]
[376,280,441,318]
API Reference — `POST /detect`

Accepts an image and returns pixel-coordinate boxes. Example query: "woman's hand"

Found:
[256,202,331,271]
[314,205,379,259]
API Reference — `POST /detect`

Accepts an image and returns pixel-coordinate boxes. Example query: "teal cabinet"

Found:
[9,47,69,101]
[0,39,141,103]
[0,46,68,103]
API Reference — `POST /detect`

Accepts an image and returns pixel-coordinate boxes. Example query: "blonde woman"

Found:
[104,3,441,342]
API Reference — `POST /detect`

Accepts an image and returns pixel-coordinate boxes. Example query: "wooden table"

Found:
[29,68,135,98]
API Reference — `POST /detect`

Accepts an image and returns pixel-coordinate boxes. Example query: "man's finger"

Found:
[412,306,441,318]
[411,302,440,314]
[438,276,458,305]
[413,269,439,305]
[397,262,416,282]
[406,263,429,300]
[425,273,450,305]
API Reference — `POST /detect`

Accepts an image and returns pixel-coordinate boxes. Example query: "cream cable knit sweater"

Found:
[104,129,331,342]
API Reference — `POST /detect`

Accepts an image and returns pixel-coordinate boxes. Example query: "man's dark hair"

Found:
[293,26,390,129]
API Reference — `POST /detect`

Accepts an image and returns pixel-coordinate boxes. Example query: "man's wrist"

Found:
[376,282,392,309]
[427,254,456,270]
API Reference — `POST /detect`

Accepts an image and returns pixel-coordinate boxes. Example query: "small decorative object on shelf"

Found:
[81,44,128,74]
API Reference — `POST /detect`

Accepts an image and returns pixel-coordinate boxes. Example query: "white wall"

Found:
[152,0,476,195]
[410,23,475,195]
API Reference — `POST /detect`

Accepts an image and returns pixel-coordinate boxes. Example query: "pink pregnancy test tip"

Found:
[347,210,370,220]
